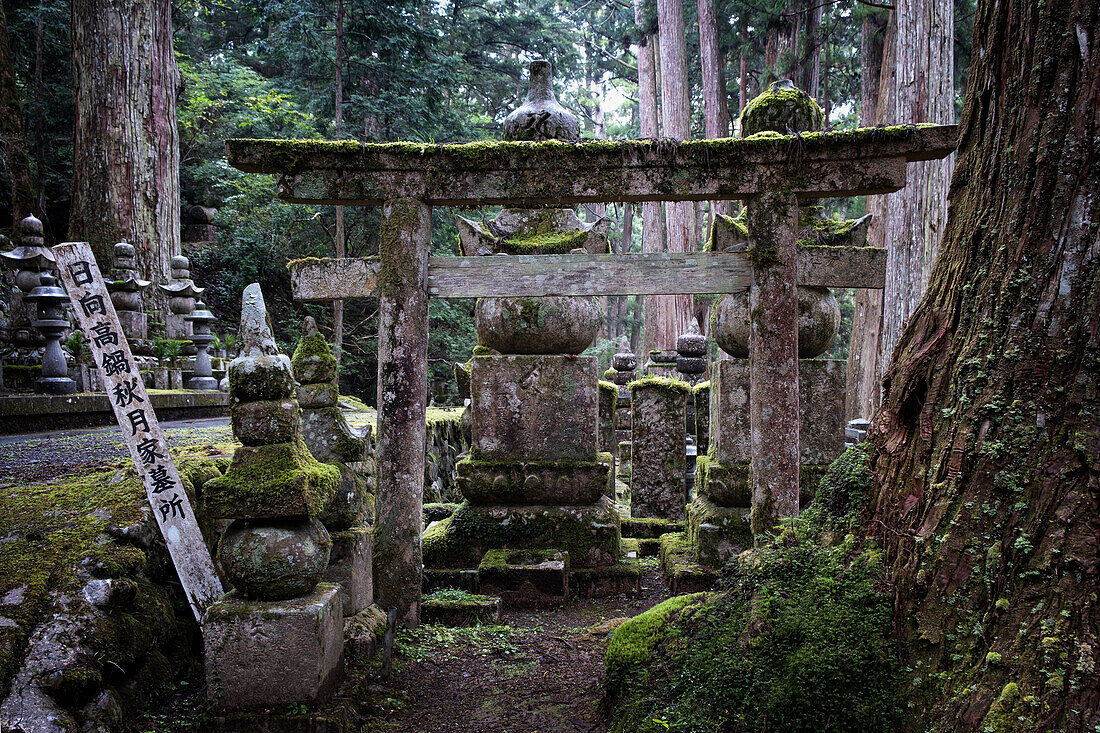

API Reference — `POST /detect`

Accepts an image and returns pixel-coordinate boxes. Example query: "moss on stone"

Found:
[498,228,590,255]
[606,593,707,670]
[203,436,340,520]
[739,81,825,136]
[626,375,692,394]
[291,331,338,383]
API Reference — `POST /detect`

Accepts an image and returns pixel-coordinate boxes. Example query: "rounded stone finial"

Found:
[740,79,825,137]
[502,60,581,142]
[17,215,44,247]
[475,295,600,354]
[711,286,840,359]
[612,336,638,372]
[170,255,189,271]
[114,241,136,259]
[676,319,707,357]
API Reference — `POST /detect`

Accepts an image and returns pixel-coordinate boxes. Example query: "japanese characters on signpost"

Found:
[53,241,224,622]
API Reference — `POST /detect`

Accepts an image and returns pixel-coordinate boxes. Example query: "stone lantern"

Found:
[24,272,76,394]
[184,300,218,390]
[1,215,55,351]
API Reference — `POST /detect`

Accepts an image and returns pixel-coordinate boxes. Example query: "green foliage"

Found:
[152,338,186,367]
[607,444,901,732]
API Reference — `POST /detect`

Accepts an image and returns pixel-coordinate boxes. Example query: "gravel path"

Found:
[0,419,234,487]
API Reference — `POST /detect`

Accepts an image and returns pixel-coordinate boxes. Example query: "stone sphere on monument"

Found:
[711,286,840,359]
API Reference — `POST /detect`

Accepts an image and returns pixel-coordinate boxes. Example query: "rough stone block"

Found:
[799,359,847,464]
[711,360,751,464]
[598,381,617,455]
[204,584,344,712]
[422,593,502,625]
[232,399,300,446]
[573,560,643,597]
[299,407,368,464]
[693,383,710,452]
[696,455,752,506]
[658,532,717,594]
[323,525,373,616]
[478,549,569,607]
[116,310,147,341]
[455,454,612,506]
[471,355,597,461]
[685,496,752,568]
[630,381,689,520]
[297,381,339,408]
[422,498,621,569]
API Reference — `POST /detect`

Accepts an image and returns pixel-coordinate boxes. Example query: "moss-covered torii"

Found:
[227,87,956,625]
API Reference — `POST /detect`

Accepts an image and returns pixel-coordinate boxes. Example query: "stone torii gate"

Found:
[227,118,956,625]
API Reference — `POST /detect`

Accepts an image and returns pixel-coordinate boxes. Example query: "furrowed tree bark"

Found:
[69,0,179,282]
[655,0,695,352]
[878,0,954,376]
[845,8,890,421]
[332,0,346,366]
[635,0,666,357]
[868,0,1099,728]
[0,2,34,223]
[698,0,731,218]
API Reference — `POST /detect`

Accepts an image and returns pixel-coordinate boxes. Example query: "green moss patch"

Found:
[626,375,692,394]
[608,444,899,731]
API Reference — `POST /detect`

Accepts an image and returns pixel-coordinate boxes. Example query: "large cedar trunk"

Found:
[651,0,695,353]
[636,0,665,357]
[69,0,180,282]
[0,2,34,224]
[868,0,1099,728]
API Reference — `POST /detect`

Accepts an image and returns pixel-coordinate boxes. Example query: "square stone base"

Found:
[323,526,373,616]
[422,593,502,625]
[659,532,718,594]
[685,497,752,568]
[572,559,643,597]
[456,454,613,506]
[478,549,569,607]
[204,584,344,712]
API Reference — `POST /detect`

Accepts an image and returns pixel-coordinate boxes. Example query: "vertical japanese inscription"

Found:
[53,242,224,622]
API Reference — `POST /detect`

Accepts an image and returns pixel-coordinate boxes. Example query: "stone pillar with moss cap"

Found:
[292,316,376,616]
[629,376,689,519]
[202,283,344,712]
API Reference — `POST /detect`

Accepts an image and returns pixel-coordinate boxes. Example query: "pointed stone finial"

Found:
[612,336,638,374]
[238,282,281,358]
[18,214,44,247]
[502,60,580,142]
[302,315,320,338]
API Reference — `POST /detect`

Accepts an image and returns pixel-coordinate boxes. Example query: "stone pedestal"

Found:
[630,378,689,520]
[478,549,569,607]
[204,584,344,712]
[323,525,373,616]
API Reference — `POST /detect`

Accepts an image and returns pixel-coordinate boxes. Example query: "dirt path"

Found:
[376,564,668,733]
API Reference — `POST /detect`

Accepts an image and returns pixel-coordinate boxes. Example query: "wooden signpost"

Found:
[53,241,224,622]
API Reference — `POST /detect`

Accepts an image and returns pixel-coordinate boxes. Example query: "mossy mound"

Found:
[605,444,901,731]
[291,330,338,384]
[739,80,824,137]
[0,454,226,698]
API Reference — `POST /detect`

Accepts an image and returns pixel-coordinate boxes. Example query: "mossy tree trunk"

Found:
[635,0,666,357]
[69,0,179,283]
[868,0,1099,727]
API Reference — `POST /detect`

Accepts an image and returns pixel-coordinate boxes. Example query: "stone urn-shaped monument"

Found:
[423,61,636,603]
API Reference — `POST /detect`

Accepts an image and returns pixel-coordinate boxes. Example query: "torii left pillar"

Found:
[372,198,431,628]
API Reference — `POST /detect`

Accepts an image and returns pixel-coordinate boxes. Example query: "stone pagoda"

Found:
[422,60,634,603]
[292,316,376,616]
[202,283,343,711]
[0,216,54,371]
[158,255,202,341]
[689,81,862,566]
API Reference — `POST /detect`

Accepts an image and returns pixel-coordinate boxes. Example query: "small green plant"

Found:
[63,330,87,360]
[153,338,186,368]
[211,332,223,351]
[286,701,308,716]
[223,332,237,356]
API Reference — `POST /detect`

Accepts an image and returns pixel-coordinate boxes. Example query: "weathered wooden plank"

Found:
[53,242,224,622]
[289,248,886,301]
[746,192,801,535]
[797,245,887,288]
[227,125,957,206]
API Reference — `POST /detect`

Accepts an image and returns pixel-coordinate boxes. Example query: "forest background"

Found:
[0,0,975,405]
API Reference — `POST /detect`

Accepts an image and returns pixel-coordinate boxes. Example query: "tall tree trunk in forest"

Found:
[333,0,345,366]
[799,0,822,98]
[698,0,731,218]
[845,8,890,421]
[653,0,695,353]
[69,0,179,281]
[868,0,1099,727]
[878,0,954,379]
[635,0,666,357]
[0,2,34,224]
[738,19,748,120]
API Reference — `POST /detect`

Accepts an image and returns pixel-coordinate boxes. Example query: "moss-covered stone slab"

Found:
[455,453,613,506]
[620,517,684,539]
[471,354,597,461]
[695,455,752,506]
[630,379,689,520]
[685,497,753,568]
[203,437,340,520]
[598,380,618,456]
[478,549,569,608]
[658,533,718,595]
[422,499,621,570]
[573,559,643,598]
[421,590,502,626]
[422,568,480,594]
[423,502,460,524]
